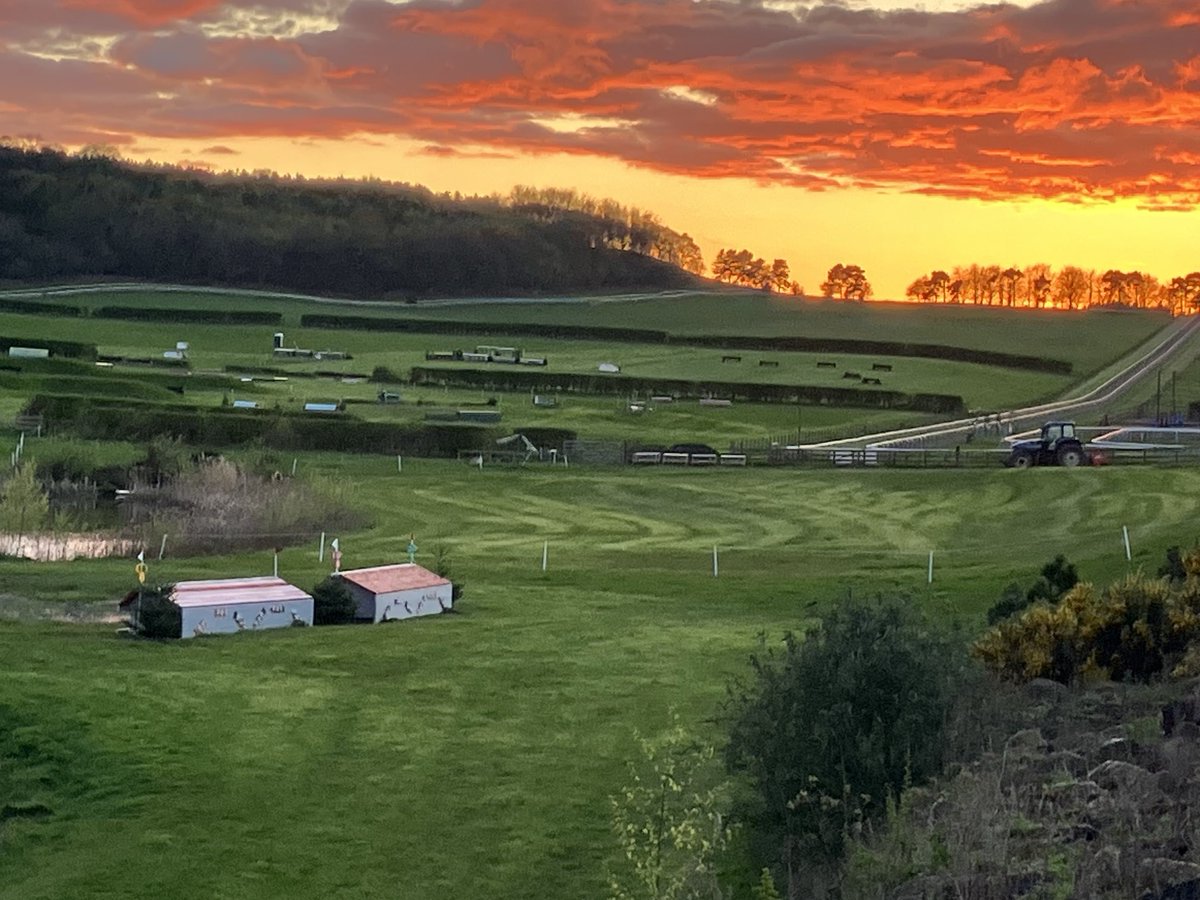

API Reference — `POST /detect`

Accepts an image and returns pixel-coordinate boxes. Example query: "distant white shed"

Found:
[120,576,314,639]
[338,564,453,624]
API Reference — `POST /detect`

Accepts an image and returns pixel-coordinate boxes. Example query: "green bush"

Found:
[724,598,961,876]
[986,554,1079,624]
[432,545,464,606]
[133,584,181,639]
[312,576,356,625]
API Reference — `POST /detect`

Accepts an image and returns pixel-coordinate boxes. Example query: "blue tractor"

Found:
[1004,421,1090,468]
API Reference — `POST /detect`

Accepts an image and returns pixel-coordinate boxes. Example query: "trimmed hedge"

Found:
[682,335,1072,375]
[223,364,316,379]
[0,357,98,376]
[0,373,179,401]
[300,314,1071,374]
[24,394,550,456]
[408,367,965,414]
[300,313,669,344]
[0,297,84,317]
[0,335,97,360]
[95,306,283,325]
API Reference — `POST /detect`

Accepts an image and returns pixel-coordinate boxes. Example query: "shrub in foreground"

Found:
[724,598,961,889]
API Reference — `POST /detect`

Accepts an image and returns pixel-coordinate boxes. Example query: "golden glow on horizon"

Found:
[121,135,1200,301]
[8,0,1192,299]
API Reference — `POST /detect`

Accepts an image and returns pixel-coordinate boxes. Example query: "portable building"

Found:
[120,576,314,639]
[338,564,453,624]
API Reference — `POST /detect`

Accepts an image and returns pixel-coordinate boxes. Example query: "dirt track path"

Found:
[811,314,1200,449]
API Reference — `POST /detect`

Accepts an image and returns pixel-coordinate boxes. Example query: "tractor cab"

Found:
[1041,421,1075,446]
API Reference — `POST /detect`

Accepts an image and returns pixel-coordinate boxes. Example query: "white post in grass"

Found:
[291,458,298,476]
[273,550,279,579]
[158,534,168,560]
[542,541,548,573]
[928,550,934,584]
[397,455,403,473]
[319,531,326,563]
[713,545,719,578]
[1123,526,1132,562]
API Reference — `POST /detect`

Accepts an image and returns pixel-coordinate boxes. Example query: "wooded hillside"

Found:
[0,147,704,298]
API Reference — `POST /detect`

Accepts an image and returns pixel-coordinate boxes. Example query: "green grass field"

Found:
[0,288,1176,447]
[0,289,1195,899]
[13,287,1165,374]
[3,458,1200,899]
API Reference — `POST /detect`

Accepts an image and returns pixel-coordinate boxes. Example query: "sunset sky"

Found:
[1,0,1197,299]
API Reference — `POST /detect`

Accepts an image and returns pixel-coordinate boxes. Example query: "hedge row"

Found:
[0,357,233,390]
[0,374,179,401]
[300,313,670,344]
[224,364,316,379]
[26,394,577,455]
[0,357,97,376]
[94,306,283,325]
[0,335,97,360]
[0,297,84,317]
[300,314,1070,374]
[682,335,1073,375]
[409,367,965,414]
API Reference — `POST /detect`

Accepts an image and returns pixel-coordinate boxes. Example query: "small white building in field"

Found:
[169,576,313,639]
[338,564,453,624]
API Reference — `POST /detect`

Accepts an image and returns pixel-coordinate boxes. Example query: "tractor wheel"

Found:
[1008,451,1034,469]
[1057,445,1084,467]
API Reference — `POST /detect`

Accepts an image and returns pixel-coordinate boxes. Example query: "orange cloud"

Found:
[1,0,1198,207]
[60,0,227,27]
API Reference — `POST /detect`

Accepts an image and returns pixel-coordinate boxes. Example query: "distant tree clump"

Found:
[820,263,871,300]
[711,248,798,293]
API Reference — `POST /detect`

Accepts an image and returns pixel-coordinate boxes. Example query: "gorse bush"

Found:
[975,553,1200,684]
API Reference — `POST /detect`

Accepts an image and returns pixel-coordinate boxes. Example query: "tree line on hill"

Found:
[907,263,1200,313]
[0,144,703,297]
[711,249,798,293]
[710,254,873,302]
